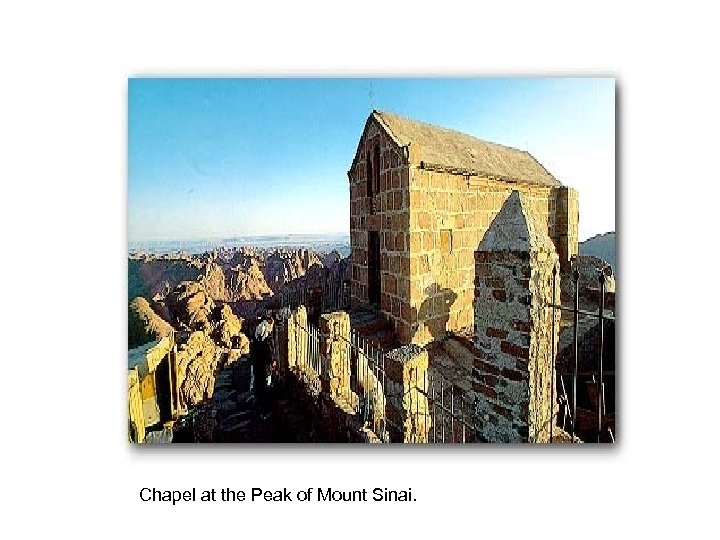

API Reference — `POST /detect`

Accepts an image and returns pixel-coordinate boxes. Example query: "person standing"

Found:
[250,316,275,413]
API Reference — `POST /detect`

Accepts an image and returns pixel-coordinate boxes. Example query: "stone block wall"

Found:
[319,311,355,407]
[471,191,560,442]
[348,118,412,341]
[384,344,431,443]
[348,119,577,349]
[407,169,559,346]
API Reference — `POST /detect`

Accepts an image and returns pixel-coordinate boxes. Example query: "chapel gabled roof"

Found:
[372,110,562,188]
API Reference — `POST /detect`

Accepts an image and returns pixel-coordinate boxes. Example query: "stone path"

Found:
[174,356,318,443]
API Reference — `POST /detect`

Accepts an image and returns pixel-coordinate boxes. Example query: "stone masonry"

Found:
[348,116,411,336]
[472,191,560,442]
[384,344,431,443]
[348,111,578,346]
[319,311,357,409]
[287,305,308,372]
[355,348,386,436]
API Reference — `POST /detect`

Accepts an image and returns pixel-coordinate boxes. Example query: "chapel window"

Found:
[366,151,374,199]
[373,144,381,195]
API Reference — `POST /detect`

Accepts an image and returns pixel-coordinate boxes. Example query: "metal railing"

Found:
[291,319,324,397]
[345,327,392,441]
[402,261,616,444]
[548,263,615,443]
[287,310,479,443]
[279,285,311,311]
[322,272,351,313]
[282,256,616,444]
[413,369,480,443]
[287,314,391,441]
[279,275,350,314]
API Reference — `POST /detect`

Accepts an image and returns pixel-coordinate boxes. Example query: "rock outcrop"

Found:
[561,255,615,306]
[214,304,249,354]
[130,247,346,306]
[166,281,216,331]
[176,330,219,407]
[230,257,273,300]
[129,246,349,414]
[263,249,323,292]
[198,258,273,302]
[128,254,204,300]
[128,296,174,349]
[200,260,229,301]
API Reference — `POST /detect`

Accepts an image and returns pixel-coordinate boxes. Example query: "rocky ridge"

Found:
[129,247,346,303]
[129,246,350,414]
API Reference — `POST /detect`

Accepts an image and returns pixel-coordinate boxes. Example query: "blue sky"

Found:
[128,78,614,242]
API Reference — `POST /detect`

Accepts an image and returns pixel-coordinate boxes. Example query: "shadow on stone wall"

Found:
[416,284,457,341]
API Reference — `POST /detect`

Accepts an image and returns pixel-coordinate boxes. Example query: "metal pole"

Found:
[432,373,436,443]
[374,348,379,433]
[597,267,607,443]
[415,368,419,443]
[461,395,466,443]
[441,382,445,443]
[363,333,368,424]
[450,384,455,443]
[572,268,580,443]
[550,264,557,443]
[381,350,386,441]
[560,374,568,431]
[424,369,429,444]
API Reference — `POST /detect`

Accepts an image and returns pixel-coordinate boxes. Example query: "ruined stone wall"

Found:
[348,119,411,342]
[407,169,558,345]
[527,247,560,442]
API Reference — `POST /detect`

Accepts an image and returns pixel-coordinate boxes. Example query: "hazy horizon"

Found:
[127,229,615,246]
[128,232,352,256]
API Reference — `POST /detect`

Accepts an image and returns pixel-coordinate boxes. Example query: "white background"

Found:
[1,1,718,538]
